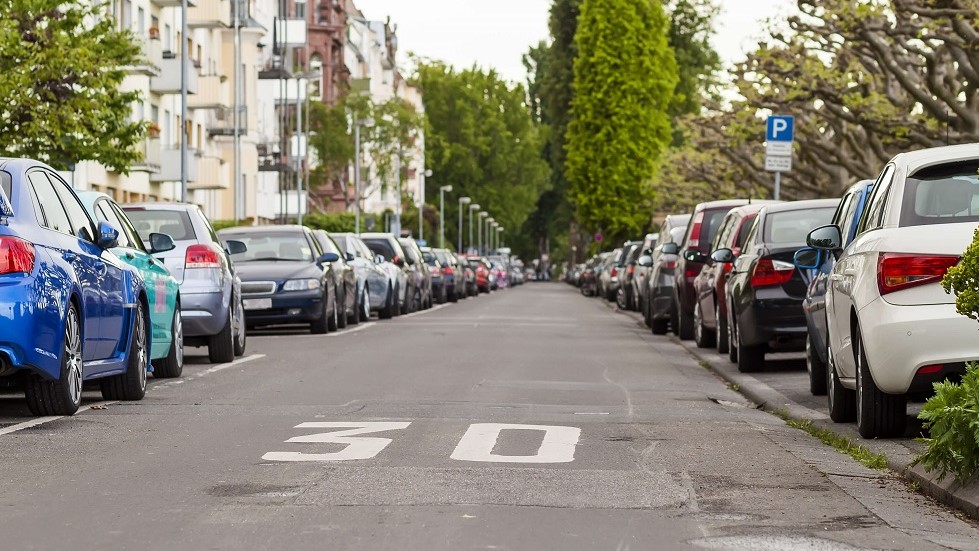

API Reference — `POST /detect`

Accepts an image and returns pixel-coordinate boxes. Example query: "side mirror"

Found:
[807,225,843,250]
[710,248,734,264]
[637,255,653,267]
[96,221,119,249]
[374,255,385,264]
[661,242,679,255]
[346,252,355,262]
[148,232,176,254]
[225,239,247,255]
[393,255,405,268]
[793,247,822,270]
[683,249,708,263]
[643,247,654,255]
[317,252,340,264]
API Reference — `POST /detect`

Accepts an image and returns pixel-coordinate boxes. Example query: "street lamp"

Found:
[478,211,488,255]
[468,203,480,254]
[490,221,498,253]
[294,69,322,226]
[353,118,372,234]
[458,196,471,252]
[485,217,495,255]
[420,169,433,241]
[497,226,504,250]
[439,185,453,249]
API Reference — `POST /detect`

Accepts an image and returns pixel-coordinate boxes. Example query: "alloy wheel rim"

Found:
[65,307,82,406]
[694,303,702,342]
[136,304,147,391]
[856,335,863,423]
[805,337,812,376]
[174,308,184,367]
[363,287,370,318]
[235,300,245,348]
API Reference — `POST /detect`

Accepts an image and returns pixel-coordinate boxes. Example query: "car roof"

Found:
[219,224,306,234]
[694,199,755,211]
[890,143,979,174]
[761,198,841,214]
[0,157,57,173]
[726,202,776,217]
[360,232,396,239]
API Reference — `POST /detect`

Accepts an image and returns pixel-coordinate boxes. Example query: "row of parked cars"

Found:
[0,157,519,417]
[566,143,979,439]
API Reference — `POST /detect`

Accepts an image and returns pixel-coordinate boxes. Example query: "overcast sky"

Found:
[353,0,794,85]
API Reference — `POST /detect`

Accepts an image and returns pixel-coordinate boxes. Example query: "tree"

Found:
[0,0,145,172]
[665,0,721,143]
[565,0,678,243]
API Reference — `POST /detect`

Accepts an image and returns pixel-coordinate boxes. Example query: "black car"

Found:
[718,200,839,372]
[312,229,359,328]
[219,225,341,334]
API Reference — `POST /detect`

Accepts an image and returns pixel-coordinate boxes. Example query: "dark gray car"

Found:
[361,233,414,314]
[399,237,433,310]
[331,232,392,320]
[644,215,690,334]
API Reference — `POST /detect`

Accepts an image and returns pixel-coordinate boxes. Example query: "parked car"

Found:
[691,203,772,353]
[631,232,659,313]
[420,246,448,304]
[808,144,979,438]
[312,230,359,327]
[456,253,478,297]
[616,241,643,310]
[795,180,875,396]
[218,225,340,334]
[399,237,434,310]
[578,255,603,296]
[79,192,184,378]
[718,199,838,373]
[666,200,763,339]
[331,232,392,320]
[598,248,623,301]
[124,203,246,363]
[468,255,493,293]
[0,159,151,415]
[361,233,413,314]
[432,248,460,302]
[645,215,690,333]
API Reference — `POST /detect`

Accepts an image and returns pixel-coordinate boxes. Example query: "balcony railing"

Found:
[151,0,196,7]
[188,0,231,28]
[127,39,162,77]
[132,137,162,173]
[207,107,247,137]
[188,155,229,190]
[189,74,230,110]
[151,147,200,182]
[257,142,294,172]
[150,56,199,95]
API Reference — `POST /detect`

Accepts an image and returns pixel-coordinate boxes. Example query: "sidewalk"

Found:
[610,302,979,520]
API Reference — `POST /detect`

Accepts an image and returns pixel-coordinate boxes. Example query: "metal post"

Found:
[354,122,361,234]
[392,151,401,237]
[774,171,781,201]
[233,0,241,220]
[303,79,310,227]
[418,171,424,242]
[180,0,188,202]
[439,185,452,249]
[295,76,302,225]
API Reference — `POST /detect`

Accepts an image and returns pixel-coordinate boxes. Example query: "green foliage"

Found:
[0,0,146,172]
[565,0,678,243]
[304,212,360,233]
[942,227,979,323]
[210,219,245,232]
[307,100,354,187]
[665,0,721,144]
[782,417,888,471]
[414,60,550,253]
[917,364,979,483]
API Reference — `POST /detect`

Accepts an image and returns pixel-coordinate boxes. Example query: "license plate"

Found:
[243,298,272,311]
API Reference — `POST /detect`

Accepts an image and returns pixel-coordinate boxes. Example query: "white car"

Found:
[809,143,979,438]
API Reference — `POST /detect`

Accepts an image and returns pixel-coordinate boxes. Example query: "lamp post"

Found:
[352,118,371,234]
[293,70,321,226]
[477,211,488,254]
[458,196,471,252]
[490,221,498,253]
[420,169,433,241]
[468,203,480,254]
[439,185,453,249]
[484,217,495,255]
[497,226,504,250]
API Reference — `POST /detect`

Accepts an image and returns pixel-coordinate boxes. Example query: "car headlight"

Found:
[282,278,321,291]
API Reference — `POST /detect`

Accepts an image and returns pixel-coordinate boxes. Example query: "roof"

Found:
[890,143,979,174]
[218,224,306,234]
[762,198,841,214]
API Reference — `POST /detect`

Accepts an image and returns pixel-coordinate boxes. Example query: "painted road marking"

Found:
[0,400,118,436]
[262,422,412,462]
[451,423,581,464]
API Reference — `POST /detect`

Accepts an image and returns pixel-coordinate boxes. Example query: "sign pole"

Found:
[774,171,780,201]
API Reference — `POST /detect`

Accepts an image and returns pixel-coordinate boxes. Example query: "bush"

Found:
[917,227,979,482]
[210,219,245,232]
[304,212,359,233]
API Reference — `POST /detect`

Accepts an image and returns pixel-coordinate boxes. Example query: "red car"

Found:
[466,256,493,293]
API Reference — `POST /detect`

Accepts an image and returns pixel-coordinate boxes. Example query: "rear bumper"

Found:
[736,298,807,351]
[0,275,61,380]
[181,291,229,337]
[649,282,674,320]
[243,291,324,327]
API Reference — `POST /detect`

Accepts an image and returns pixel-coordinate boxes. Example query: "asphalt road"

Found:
[0,284,977,550]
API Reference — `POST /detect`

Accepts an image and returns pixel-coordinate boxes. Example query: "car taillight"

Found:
[627,265,635,275]
[917,364,944,375]
[685,266,699,279]
[442,266,454,275]
[687,211,704,249]
[723,262,733,274]
[660,259,675,270]
[877,253,959,295]
[185,244,221,269]
[750,258,795,287]
[610,267,618,277]
[0,237,35,275]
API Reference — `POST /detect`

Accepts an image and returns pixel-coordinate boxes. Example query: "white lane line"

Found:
[186,353,266,380]
[399,303,451,319]
[327,322,375,337]
[0,400,118,436]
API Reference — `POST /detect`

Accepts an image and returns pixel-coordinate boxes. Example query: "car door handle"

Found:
[125,252,135,260]
[63,252,78,262]
[843,269,857,276]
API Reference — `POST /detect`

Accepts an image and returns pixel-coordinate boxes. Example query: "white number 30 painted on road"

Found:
[262,422,581,464]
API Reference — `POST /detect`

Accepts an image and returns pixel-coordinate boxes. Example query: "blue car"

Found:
[0,159,151,416]
[795,179,875,396]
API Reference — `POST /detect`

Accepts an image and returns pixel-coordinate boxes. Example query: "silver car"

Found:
[331,232,394,320]
[645,216,690,334]
[123,204,246,362]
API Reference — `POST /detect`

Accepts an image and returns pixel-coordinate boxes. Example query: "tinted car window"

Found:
[837,192,861,244]
[227,232,314,262]
[94,200,134,248]
[734,214,757,250]
[49,174,93,240]
[112,203,147,251]
[712,213,737,250]
[316,232,343,255]
[124,209,198,242]
[764,208,837,244]
[901,161,979,227]
[28,171,72,235]
[363,239,395,259]
[857,165,895,234]
[399,240,420,264]
[0,172,10,199]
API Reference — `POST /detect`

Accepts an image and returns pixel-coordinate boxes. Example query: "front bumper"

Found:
[859,298,979,394]
[243,290,324,327]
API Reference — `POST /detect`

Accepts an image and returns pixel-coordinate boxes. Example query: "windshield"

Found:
[764,208,836,244]
[226,232,314,262]
[124,209,197,242]
[902,161,979,227]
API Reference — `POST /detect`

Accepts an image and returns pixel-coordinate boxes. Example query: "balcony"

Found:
[150,0,196,7]
[150,55,199,95]
[275,18,307,49]
[132,137,162,173]
[258,142,293,172]
[188,155,229,190]
[207,107,247,137]
[188,0,231,28]
[127,39,162,77]
[258,58,292,80]
[151,147,199,182]
[189,74,230,110]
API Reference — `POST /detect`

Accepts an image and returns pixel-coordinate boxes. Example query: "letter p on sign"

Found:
[767,115,794,142]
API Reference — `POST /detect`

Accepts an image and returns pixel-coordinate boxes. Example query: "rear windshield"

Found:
[764,208,836,244]
[696,210,728,253]
[227,232,314,262]
[317,233,342,256]
[422,250,438,264]
[363,238,397,260]
[124,209,197,242]
[902,161,979,227]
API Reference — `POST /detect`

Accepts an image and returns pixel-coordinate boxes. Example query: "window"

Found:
[837,192,861,245]
[0,171,10,199]
[295,0,306,19]
[137,7,145,34]
[48,173,94,240]
[900,160,979,227]
[857,165,895,235]
[94,200,133,248]
[711,213,736,251]
[28,171,72,235]
[763,208,837,244]
[227,232,314,262]
[123,208,197,242]
[164,24,172,51]
[111,203,146,251]
[734,214,757,251]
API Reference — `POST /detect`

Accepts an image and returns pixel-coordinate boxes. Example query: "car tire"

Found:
[337,288,348,329]
[727,315,738,363]
[693,302,715,348]
[669,300,680,335]
[855,327,907,438]
[327,286,340,332]
[361,285,371,322]
[715,302,729,355]
[677,305,695,340]
[233,296,246,357]
[827,343,856,423]
[642,295,651,327]
[153,304,184,379]
[310,292,330,334]
[736,319,764,373]
[101,301,148,401]
[807,334,827,396]
[209,303,237,361]
[412,288,423,313]
[379,284,395,320]
[25,301,83,416]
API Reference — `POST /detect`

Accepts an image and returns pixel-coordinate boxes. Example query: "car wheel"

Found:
[379,284,395,319]
[327,286,340,332]
[855,326,907,438]
[412,288,423,313]
[642,295,651,327]
[806,334,827,396]
[208,302,237,361]
[337,287,348,329]
[669,299,680,336]
[736,317,764,373]
[827,342,856,422]
[360,285,371,322]
[715,302,729,355]
[101,300,148,401]
[233,296,246,357]
[25,301,83,416]
[727,314,738,363]
[616,288,626,309]
[349,286,361,326]
[693,301,715,348]
[153,304,184,378]
[677,305,695,340]
[310,291,330,334]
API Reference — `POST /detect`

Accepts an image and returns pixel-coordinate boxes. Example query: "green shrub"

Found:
[210,219,245,232]
[304,212,358,233]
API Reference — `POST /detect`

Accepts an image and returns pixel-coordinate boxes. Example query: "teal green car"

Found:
[78,192,184,378]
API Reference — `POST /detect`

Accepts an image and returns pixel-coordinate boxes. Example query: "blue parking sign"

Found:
[766,115,794,142]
